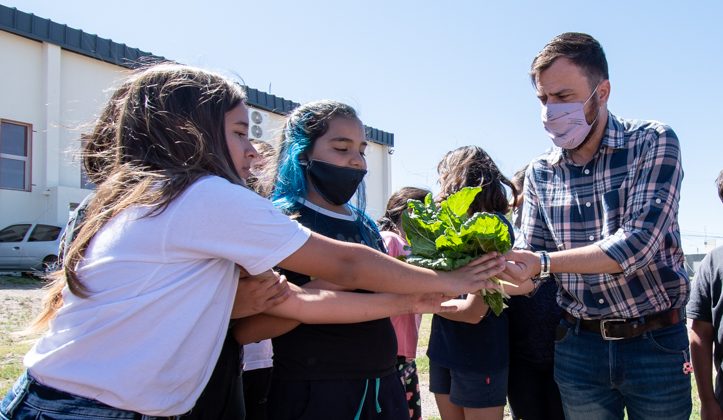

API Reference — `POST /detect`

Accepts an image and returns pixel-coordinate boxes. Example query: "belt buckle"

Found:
[600,318,627,341]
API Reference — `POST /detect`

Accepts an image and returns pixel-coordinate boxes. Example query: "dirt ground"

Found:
[0,275,45,394]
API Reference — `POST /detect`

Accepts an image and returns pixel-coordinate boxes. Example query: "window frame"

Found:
[0,119,33,192]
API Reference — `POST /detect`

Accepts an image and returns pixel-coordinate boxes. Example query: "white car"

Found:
[0,223,64,273]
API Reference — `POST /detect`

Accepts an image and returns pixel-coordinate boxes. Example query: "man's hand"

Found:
[231,269,291,318]
[498,249,540,283]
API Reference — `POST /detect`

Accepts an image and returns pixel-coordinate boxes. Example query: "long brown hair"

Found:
[437,145,517,215]
[32,64,246,331]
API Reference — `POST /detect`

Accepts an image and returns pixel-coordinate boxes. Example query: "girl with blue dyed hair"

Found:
[240,100,411,419]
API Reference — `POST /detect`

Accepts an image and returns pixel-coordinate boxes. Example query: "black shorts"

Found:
[429,361,508,408]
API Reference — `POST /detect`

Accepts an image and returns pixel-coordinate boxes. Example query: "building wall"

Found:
[0,31,46,227]
[1,29,392,230]
[0,30,128,229]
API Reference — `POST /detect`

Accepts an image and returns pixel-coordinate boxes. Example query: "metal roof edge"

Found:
[0,4,164,68]
[0,4,394,146]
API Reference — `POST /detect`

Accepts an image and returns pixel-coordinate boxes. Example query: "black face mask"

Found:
[305,159,367,206]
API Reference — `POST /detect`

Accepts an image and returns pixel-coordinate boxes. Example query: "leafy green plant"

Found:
[401,186,512,315]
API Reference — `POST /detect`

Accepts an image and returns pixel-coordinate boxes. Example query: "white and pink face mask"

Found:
[541,84,600,149]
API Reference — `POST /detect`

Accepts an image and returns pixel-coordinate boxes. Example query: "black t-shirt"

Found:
[687,245,723,408]
[272,201,397,380]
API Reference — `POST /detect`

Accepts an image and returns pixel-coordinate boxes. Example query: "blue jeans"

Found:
[0,371,182,420]
[553,318,691,420]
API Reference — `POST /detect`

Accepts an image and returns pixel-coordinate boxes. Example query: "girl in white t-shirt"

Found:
[0,64,509,420]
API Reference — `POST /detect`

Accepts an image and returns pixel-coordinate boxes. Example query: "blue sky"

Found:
[9,0,723,254]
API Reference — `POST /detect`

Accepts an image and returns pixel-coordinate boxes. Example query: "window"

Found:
[0,224,31,242]
[27,224,62,242]
[0,120,32,191]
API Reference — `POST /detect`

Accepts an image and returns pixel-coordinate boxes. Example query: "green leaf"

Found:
[424,193,434,208]
[482,290,507,317]
[405,254,473,271]
[458,212,512,254]
[402,211,443,258]
[438,187,480,230]
[442,187,481,218]
[402,185,513,314]
[435,227,464,252]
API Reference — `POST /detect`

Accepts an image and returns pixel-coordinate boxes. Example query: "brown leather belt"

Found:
[562,309,681,341]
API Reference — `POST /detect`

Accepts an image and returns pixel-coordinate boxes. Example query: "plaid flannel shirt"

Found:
[521,113,689,319]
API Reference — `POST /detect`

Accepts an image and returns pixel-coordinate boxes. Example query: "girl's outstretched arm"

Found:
[231,269,291,319]
[435,293,490,324]
[279,232,508,296]
[232,276,346,343]
[233,280,455,345]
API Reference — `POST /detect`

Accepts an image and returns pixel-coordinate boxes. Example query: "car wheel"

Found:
[41,255,59,274]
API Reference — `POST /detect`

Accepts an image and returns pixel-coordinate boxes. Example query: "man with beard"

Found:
[501,32,690,420]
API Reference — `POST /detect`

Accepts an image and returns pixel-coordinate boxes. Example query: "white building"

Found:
[0,4,394,230]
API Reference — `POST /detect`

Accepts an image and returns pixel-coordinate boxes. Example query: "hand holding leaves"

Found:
[401,187,512,315]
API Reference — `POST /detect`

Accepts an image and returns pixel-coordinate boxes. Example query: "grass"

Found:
[0,274,43,395]
[0,274,42,286]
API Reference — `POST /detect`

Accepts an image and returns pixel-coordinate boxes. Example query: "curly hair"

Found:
[437,145,517,215]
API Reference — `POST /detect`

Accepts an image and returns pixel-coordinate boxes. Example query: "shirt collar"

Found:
[544,112,625,166]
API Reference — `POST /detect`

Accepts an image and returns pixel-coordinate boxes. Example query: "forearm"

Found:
[549,245,623,274]
[437,294,488,324]
[502,246,622,285]
[504,278,535,296]
[279,233,449,293]
[233,281,434,344]
[264,287,416,323]
[690,320,717,402]
[233,313,300,345]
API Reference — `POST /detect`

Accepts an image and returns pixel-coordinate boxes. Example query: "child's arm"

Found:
[435,293,490,324]
[231,269,291,319]
[689,318,723,419]
[233,281,455,344]
[279,232,507,296]
[232,277,347,343]
[234,313,298,344]
[502,277,535,296]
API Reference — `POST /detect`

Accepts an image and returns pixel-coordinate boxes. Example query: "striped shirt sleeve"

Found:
[597,125,683,276]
